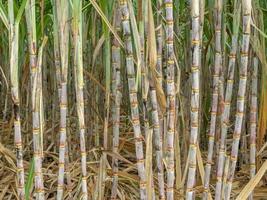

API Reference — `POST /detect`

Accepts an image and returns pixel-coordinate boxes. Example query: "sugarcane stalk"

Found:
[138,0,150,141]
[51,1,73,198]
[164,1,175,199]
[100,1,113,198]
[155,2,165,198]
[203,0,222,198]
[25,1,45,199]
[8,0,25,198]
[51,0,61,99]
[51,0,61,153]
[214,1,240,198]
[56,0,70,199]
[221,155,230,199]
[72,1,88,199]
[119,1,147,199]
[224,1,252,199]
[111,6,122,200]
[186,0,200,199]
[149,83,165,199]
[37,36,47,164]
[248,53,258,200]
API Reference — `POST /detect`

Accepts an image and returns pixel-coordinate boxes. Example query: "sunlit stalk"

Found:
[224,1,252,199]
[111,6,122,199]
[8,0,25,198]
[203,0,223,198]
[248,53,258,200]
[120,1,147,199]
[56,0,70,199]
[72,1,88,199]
[186,0,200,199]
[164,1,175,199]
[25,1,45,198]
[214,1,240,198]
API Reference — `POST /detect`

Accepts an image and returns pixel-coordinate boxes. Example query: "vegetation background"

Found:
[0,0,267,199]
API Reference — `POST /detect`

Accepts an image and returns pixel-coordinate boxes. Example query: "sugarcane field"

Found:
[1,0,267,199]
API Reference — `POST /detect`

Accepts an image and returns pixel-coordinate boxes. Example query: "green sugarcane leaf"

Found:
[0,1,9,29]
[15,0,28,25]
[25,159,34,200]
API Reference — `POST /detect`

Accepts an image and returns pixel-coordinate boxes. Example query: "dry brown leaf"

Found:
[236,160,267,200]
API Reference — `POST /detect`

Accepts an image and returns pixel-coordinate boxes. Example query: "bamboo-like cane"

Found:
[150,84,165,200]
[111,6,122,200]
[164,1,175,199]
[51,1,73,198]
[56,0,70,199]
[8,1,25,198]
[156,2,165,197]
[186,0,200,199]
[221,155,230,197]
[214,2,240,198]
[25,1,45,199]
[224,1,252,199]
[140,0,150,141]
[51,0,61,156]
[73,1,88,199]
[248,53,258,200]
[51,0,61,99]
[119,1,147,199]
[35,36,47,200]
[203,0,222,199]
